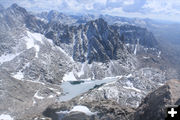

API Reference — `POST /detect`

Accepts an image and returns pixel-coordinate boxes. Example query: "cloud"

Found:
[1,0,180,21]
[141,0,180,21]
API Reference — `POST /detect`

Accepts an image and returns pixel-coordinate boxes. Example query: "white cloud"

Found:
[1,0,180,21]
[141,0,180,21]
[143,0,180,14]
[123,0,134,5]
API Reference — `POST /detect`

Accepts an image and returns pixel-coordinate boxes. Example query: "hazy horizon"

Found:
[1,0,180,23]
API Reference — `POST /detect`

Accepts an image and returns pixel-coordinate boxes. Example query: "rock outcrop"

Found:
[134,79,180,120]
[42,100,134,120]
[41,79,180,120]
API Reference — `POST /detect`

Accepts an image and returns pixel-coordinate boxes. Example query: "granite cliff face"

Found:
[134,79,180,120]
[45,18,129,63]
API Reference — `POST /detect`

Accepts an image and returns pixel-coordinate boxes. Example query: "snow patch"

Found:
[143,56,150,59]
[126,74,132,78]
[77,62,86,77]
[57,105,96,116]
[56,110,69,114]
[12,71,24,80]
[123,81,141,92]
[92,72,95,80]
[26,79,45,85]
[11,62,30,80]
[134,39,139,55]
[0,114,13,120]
[125,43,130,47]
[158,83,164,86]
[27,31,43,44]
[79,96,84,100]
[34,45,40,58]
[157,51,161,58]
[71,105,95,116]
[0,53,20,65]
[48,95,54,98]
[123,86,141,92]
[34,91,44,99]
[56,92,61,95]
[103,75,122,80]
[24,31,44,58]
[63,71,77,81]
[36,17,48,23]
[48,87,61,95]
[32,98,36,105]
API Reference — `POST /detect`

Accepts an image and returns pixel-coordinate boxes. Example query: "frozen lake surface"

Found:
[59,77,118,101]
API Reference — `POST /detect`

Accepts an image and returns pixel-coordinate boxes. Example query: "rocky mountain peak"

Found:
[81,18,126,63]
[134,79,180,120]
[85,18,110,41]
[49,10,59,14]
[7,3,28,17]
[44,10,72,23]
[10,3,19,8]
[48,10,59,18]
[10,3,26,12]
[88,18,108,29]
[94,18,107,24]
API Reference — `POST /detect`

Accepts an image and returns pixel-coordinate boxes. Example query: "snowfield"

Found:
[24,31,44,58]
[0,114,14,120]
[12,71,24,80]
[57,105,96,116]
[34,91,44,100]
[71,105,96,116]
[63,71,77,81]
[0,53,20,65]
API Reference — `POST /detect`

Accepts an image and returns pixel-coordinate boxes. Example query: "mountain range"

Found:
[0,3,179,120]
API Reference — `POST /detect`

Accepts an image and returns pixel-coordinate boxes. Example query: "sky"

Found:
[1,0,180,22]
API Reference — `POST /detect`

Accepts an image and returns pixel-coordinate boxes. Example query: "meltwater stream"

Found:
[59,77,119,101]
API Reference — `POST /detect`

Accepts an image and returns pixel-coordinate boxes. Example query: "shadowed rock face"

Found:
[111,24,158,48]
[42,100,134,120]
[134,79,180,120]
[44,18,127,63]
[1,4,161,65]
[44,18,159,63]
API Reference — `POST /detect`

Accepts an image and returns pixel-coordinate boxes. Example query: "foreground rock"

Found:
[43,100,134,120]
[134,79,180,120]
[0,69,61,120]
[40,79,180,120]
